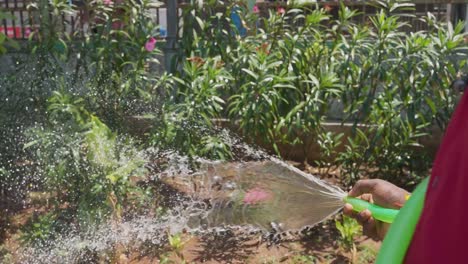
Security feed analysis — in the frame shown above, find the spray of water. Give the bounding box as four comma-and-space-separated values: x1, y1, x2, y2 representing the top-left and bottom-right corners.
1, 57, 347, 262
160, 156, 346, 232
9, 138, 348, 262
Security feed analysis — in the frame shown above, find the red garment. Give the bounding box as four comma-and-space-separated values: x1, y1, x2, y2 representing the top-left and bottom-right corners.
405, 91, 468, 263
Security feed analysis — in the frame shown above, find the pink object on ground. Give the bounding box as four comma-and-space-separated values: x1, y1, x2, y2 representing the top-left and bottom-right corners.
243, 187, 272, 205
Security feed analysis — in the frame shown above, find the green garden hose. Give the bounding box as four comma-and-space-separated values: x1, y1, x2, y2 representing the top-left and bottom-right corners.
343, 196, 399, 223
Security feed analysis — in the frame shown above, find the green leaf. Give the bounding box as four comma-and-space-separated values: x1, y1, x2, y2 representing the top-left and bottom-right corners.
106, 174, 119, 184
7, 38, 20, 50
0, 11, 15, 20
195, 16, 205, 30
424, 97, 436, 114
23, 140, 40, 150
241, 68, 259, 80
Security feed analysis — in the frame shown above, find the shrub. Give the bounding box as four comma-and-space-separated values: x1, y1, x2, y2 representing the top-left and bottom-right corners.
177, 0, 467, 185
150, 57, 234, 160
24, 91, 149, 231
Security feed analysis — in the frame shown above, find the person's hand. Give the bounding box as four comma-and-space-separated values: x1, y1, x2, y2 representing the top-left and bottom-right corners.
343, 179, 409, 241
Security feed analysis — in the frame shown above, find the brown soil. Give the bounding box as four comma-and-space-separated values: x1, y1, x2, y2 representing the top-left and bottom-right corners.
119, 228, 379, 264
2, 208, 380, 264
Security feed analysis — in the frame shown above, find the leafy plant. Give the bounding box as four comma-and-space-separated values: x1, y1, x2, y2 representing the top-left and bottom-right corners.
20, 212, 61, 246
74, 0, 163, 127
27, 0, 74, 59
227, 36, 297, 153
0, 244, 13, 264
195, 0, 466, 186
0, 10, 19, 54
177, 0, 241, 63
335, 215, 361, 250
357, 244, 378, 264
329, 1, 467, 185
157, 232, 188, 264
168, 232, 186, 257
25, 91, 148, 230
151, 57, 234, 160
291, 254, 316, 264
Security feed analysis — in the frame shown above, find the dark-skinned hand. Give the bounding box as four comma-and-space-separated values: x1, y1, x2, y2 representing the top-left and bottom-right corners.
343, 179, 409, 241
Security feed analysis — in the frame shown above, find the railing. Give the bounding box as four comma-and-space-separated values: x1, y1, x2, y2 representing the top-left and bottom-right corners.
258, 1, 455, 33
343, 3, 450, 32
0, 0, 464, 40
0, 0, 172, 39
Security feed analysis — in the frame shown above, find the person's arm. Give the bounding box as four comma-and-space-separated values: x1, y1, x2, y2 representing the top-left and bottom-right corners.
343, 179, 409, 240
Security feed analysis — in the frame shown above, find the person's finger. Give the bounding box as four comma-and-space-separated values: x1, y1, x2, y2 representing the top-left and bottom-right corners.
375, 220, 391, 240
344, 204, 372, 225
343, 203, 353, 215
362, 217, 378, 240
355, 209, 372, 225
349, 180, 377, 197
343, 205, 363, 224
358, 193, 374, 203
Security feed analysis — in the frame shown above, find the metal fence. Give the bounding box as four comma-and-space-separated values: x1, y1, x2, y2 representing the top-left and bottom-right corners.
0, 0, 172, 39
341, 3, 450, 32
258, 1, 463, 33
0, 0, 465, 40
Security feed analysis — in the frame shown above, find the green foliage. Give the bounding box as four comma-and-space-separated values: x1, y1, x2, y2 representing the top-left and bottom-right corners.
291, 254, 316, 264
157, 232, 188, 263
357, 244, 378, 263
6, 0, 459, 199
1, 0, 77, 131
0, 0, 163, 209
0, 167, 9, 181
221, 5, 343, 155
227, 37, 297, 152
25, 91, 148, 229
332, 1, 466, 184
176, 0, 466, 185
178, 0, 240, 61
335, 215, 361, 249
168, 232, 185, 255
11, 0, 165, 129
77, 0, 163, 125
27, 0, 74, 58
20, 212, 61, 246
0, 244, 13, 264
150, 57, 234, 160
0, 10, 19, 54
